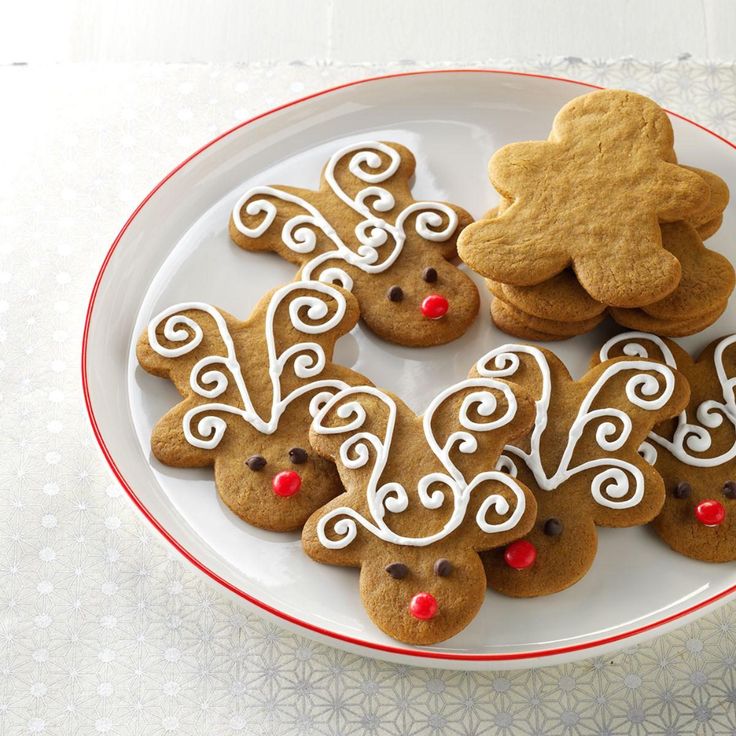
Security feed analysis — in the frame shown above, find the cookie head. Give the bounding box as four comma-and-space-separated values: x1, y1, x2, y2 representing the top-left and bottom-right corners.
230, 140, 478, 347
482, 488, 599, 598
552, 89, 675, 157
350, 252, 479, 347
302, 380, 537, 645
207, 399, 343, 530
652, 472, 736, 562
359, 544, 487, 644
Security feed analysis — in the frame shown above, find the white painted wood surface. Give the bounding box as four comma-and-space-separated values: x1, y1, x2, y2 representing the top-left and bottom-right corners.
3, 0, 736, 64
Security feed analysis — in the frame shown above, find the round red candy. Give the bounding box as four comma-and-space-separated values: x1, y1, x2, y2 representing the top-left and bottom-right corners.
272, 470, 302, 497
695, 499, 726, 526
409, 592, 438, 620
421, 294, 449, 320
504, 539, 537, 570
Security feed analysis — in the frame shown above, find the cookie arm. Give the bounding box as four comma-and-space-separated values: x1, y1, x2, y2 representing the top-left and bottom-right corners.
149, 399, 217, 468
229, 185, 342, 264
457, 208, 572, 285
656, 164, 710, 222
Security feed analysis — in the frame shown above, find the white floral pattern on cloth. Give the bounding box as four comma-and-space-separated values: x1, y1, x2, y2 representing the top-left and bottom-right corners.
2, 60, 736, 734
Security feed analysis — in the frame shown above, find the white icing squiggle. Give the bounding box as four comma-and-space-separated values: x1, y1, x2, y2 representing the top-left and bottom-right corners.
477, 344, 676, 509
231, 141, 458, 287
147, 281, 351, 449
600, 331, 736, 468
313, 379, 527, 549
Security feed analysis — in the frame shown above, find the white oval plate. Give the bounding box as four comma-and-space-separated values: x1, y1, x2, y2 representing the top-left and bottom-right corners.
83, 70, 736, 670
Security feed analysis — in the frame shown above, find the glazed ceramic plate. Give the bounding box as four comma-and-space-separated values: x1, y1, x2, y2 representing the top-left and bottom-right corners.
83, 70, 736, 669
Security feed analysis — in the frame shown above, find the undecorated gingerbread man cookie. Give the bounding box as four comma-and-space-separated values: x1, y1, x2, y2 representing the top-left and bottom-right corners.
302, 378, 537, 644
471, 343, 689, 596
458, 90, 709, 307
230, 141, 478, 347
137, 280, 367, 532
598, 332, 736, 562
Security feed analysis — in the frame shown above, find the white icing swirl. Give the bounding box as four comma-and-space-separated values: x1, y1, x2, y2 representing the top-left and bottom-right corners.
476, 344, 677, 509
600, 331, 736, 468
313, 379, 527, 549
147, 281, 351, 449
231, 141, 459, 287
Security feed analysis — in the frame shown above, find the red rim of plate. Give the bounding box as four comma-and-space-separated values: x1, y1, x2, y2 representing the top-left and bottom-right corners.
81, 68, 736, 663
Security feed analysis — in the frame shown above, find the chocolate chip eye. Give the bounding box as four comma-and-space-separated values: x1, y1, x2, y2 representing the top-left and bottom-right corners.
245, 455, 266, 471
673, 481, 692, 499
724, 481, 736, 499
433, 558, 452, 577
385, 562, 408, 579
543, 518, 563, 536
387, 285, 403, 302
288, 447, 308, 465
422, 267, 438, 283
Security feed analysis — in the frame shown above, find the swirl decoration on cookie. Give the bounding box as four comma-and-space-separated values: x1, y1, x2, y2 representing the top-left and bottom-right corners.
600, 332, 736, 467
313, 379, 528, 548
147, 281, 350, 449
231, 141, 459, 289
477, 344, 676, 509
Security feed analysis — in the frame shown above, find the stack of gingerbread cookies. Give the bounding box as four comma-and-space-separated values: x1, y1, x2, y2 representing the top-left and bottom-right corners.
459, 90, 734, 340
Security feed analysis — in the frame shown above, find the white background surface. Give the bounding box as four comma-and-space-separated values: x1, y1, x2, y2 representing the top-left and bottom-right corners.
3, 1, 736, 733
3, 0, 736, 64
1, 57, 736, 734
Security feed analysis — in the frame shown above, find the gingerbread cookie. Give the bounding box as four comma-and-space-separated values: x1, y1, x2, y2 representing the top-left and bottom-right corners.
487, 272, 607, 323
598, 332, 736, 562
610, 300, 728, 338
471, 343, 689, 596
230, 141, 478, 347
302, 378, 537, 644
137, 280, 368, 532
685, 166, 729, 233
697, 215, 723, 241
458, 90, 709, 307
639, 222, 734, 320
489, 295, 605, 342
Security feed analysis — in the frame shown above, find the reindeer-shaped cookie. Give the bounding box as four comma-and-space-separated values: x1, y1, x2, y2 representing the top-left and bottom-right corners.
471, 343, 689, 596
486, 221, 734, 339
302, 379, 537, 645
599, 332, 736, 562
230, 141, 478, 347
458, 90, 709, 307
136, 280, 368, 532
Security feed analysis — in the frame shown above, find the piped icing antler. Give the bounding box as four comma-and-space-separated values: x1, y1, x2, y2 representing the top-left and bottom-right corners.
232, 142, 460, 289
311, 379, 530, 549
145, 281, 355, 446
477, 344, 678, 509
600, 332, 736, 467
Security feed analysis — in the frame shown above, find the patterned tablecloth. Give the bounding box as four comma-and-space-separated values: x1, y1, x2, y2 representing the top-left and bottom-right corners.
3, 59, 736, 735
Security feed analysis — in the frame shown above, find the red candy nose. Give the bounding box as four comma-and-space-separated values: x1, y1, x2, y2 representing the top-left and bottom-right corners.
421, 294, 449, 320
504, 539, 537, 569
695, 499, 726, 526
272, 470, 301, 497
409, 592, 438, 620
